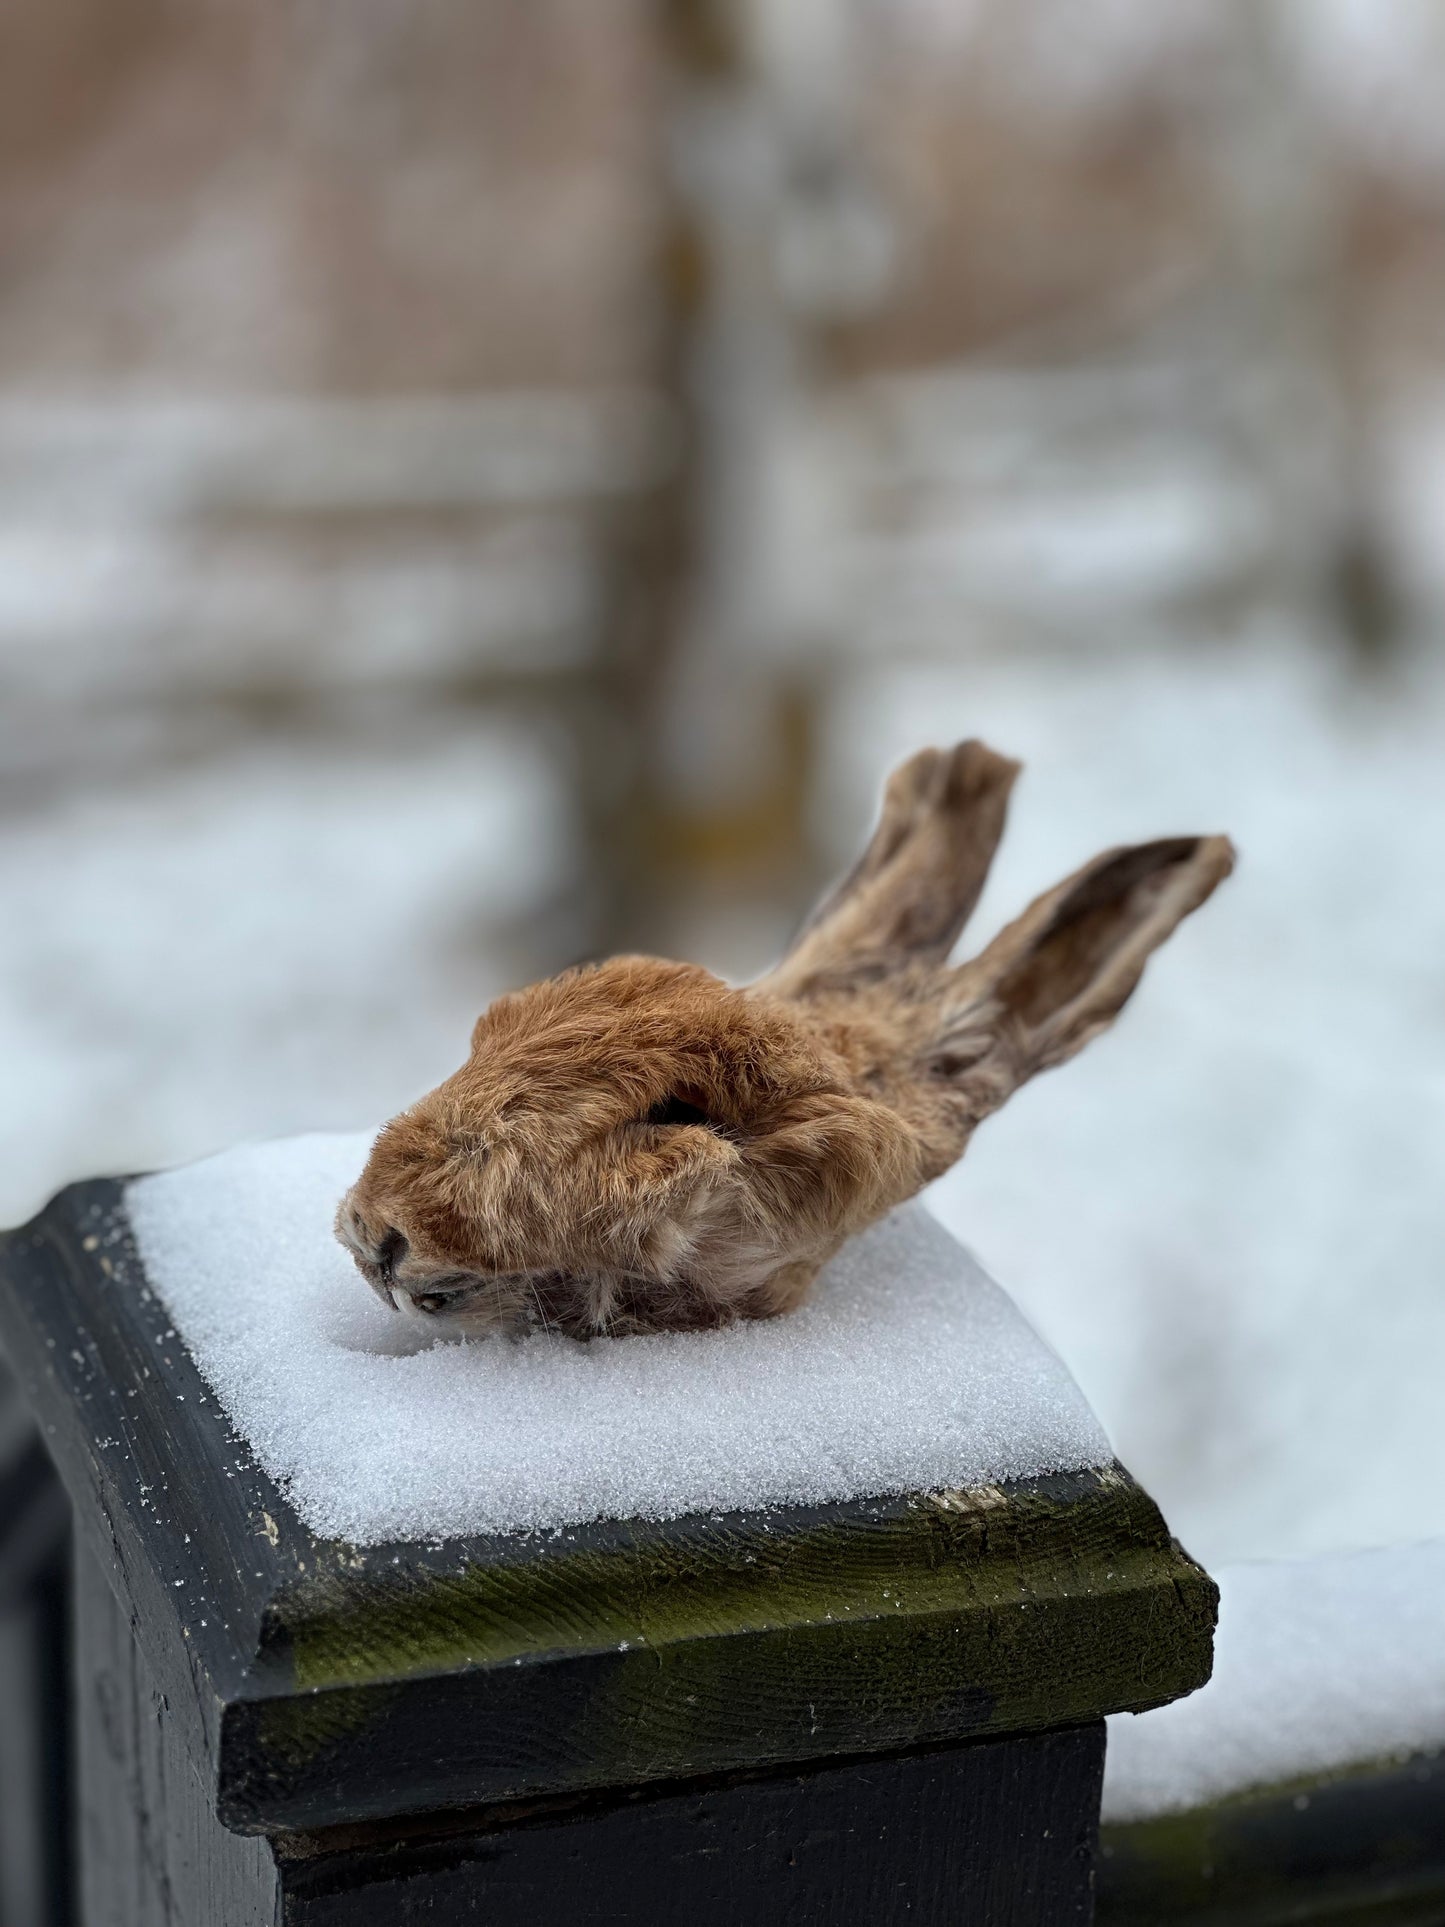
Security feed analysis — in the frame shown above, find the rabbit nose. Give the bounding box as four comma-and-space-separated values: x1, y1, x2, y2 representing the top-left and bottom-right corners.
375, 1227, 408, 1278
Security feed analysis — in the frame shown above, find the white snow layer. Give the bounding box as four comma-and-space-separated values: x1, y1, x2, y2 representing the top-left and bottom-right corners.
835, 642, 1445, 1568
1104, 1540, 1445, 1823
123, 1131, 1111, 1546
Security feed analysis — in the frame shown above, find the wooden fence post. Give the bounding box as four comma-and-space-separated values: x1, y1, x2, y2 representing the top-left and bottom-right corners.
0, 1177, 1215, 1925
0, 1357, 72, 1927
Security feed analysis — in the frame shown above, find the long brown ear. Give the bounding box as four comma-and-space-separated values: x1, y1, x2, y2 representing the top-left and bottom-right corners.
934, 834, 1235, 1114
760, 740, 1020, 1000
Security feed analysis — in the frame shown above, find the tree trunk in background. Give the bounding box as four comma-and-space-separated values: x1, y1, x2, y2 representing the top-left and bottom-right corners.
582, 0, 895, 967
1208, 0, 1398, 661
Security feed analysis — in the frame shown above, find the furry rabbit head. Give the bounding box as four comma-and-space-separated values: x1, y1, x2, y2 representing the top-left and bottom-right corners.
336, 955, 922, 1337
338, 742, 1233, 1336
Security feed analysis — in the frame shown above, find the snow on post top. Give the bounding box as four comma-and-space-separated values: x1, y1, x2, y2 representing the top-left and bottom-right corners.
124, 1131, 1110, 1547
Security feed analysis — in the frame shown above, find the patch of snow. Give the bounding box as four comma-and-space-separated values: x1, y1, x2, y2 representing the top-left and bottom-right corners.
820, 632, 1445, 1564
0, 520, 593, 689
1103, 1540, 1445, 1821
1286, 0, 1445, 191
123, 1132, 1111, 1545
0, 732, 565, 1227
828, 637, 1445, 1567
0, 392, 666, 520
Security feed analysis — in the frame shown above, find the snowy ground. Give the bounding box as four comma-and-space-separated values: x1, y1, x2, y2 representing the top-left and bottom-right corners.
0, 724, 567, 1228
823, 636, 1445, 1568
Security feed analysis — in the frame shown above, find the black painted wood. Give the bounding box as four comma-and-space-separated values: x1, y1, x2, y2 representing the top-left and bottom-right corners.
76, 1545, 1105, 1927
1097, 1749, 1445, 1926
76, 1536, 276, 1927
276, 1723, 1106, 1925
76, 1512, 1104, 1927
0, 1174, 1220, 1924
0, 1356, 73, 1927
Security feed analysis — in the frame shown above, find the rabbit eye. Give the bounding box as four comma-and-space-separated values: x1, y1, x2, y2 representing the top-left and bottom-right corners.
641, 1094, 719, 1131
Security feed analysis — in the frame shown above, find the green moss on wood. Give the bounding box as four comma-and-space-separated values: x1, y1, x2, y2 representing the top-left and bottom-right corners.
276, 1468, 1207, 1699
227, 1466, 1215, 1817
1097, 1750, 1445, 1927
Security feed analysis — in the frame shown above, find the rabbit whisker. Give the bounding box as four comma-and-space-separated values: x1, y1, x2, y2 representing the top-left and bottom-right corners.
527, 1277, 557, 1336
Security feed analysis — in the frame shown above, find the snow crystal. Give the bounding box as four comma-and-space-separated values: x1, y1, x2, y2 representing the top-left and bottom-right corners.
123, 1130, 1110, 1546
1103, 1540, 1445, 1822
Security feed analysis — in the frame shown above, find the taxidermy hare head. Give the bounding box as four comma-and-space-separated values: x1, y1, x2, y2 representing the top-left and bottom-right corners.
338, 743, 1232, 1337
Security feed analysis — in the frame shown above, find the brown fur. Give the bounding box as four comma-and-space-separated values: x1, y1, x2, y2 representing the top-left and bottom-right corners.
337, 742, 1234, 1336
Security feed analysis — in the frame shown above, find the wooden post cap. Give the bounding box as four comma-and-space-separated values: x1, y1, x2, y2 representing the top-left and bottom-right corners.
0, 1174, 1216, 1837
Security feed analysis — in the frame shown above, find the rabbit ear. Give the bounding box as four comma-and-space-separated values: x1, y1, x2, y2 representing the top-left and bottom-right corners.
760, 740, 1019, 999
933, 835, 1235, 1115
